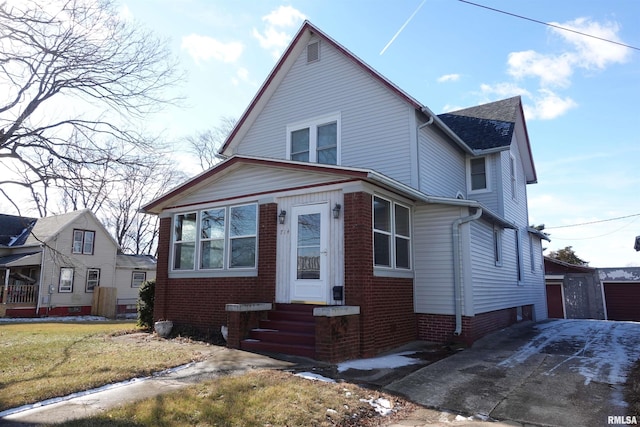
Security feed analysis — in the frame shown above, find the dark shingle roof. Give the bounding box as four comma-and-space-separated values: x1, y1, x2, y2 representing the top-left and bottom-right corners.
0, 214, 37, 246
438, 96, 522, 151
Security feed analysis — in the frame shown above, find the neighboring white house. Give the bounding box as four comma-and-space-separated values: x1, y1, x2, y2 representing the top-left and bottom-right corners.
142, 21, 548, 361
0, 209, 156, 317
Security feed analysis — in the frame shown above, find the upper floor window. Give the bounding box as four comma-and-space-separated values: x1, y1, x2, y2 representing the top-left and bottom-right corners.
468, 157, 489, 192
373, 196, 411, 270
510, 154, 517, 201
287, 113, 340, 165
172, 203, 258, 271
73, 229, 95, 255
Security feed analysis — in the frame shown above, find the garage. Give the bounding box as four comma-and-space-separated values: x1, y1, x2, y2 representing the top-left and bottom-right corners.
603, 282, 640, 321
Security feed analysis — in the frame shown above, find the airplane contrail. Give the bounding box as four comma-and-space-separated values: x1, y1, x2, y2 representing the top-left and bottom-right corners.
380, 0, 427, 55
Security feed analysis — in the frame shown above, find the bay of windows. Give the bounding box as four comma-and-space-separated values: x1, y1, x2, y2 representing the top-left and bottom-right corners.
373, 196, 411, 269
173, 203, 258, 271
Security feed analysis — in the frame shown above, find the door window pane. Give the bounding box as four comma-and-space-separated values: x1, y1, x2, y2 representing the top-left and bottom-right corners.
297, 213, 321, 279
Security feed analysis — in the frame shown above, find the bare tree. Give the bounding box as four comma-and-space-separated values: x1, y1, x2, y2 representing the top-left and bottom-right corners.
0, 0, 182, 213
186, 117, 236, 171
103, 157, 186, 255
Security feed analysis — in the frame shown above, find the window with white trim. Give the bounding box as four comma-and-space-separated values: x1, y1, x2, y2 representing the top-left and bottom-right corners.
172, 203, 258, 272
72, 229, 95, 254
468, 157, 488, 192
86, 268, 100, 292
59, 267, 74, 293
373, 196, 411, 269
132, 271, 146, 288
287, 114, 340, 165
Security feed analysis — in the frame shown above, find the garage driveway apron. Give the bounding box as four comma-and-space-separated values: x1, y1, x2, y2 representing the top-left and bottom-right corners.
384, 319, 640, 427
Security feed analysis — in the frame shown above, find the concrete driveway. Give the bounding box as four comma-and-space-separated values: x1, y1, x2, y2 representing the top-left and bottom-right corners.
385, 319, 640, 426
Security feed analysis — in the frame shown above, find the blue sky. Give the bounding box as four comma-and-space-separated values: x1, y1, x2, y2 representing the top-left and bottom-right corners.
123, 0, 640, 267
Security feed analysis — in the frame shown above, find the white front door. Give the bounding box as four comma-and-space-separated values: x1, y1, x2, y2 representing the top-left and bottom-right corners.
290, 203, 329, 304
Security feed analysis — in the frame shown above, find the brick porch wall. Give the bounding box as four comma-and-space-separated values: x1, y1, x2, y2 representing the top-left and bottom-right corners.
416, 304, 534, 346
154, 204, 277, 336
344, 192, 416, 358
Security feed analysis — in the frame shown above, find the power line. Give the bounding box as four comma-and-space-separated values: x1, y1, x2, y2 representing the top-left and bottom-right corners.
545, 213, 640, 230
458, 0, 640, 52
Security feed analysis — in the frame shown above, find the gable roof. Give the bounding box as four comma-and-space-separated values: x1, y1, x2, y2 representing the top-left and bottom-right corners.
0, 209, 120, 250
219, 20, 475, 157
0, 214, 37, 246
438, 114, 514, 151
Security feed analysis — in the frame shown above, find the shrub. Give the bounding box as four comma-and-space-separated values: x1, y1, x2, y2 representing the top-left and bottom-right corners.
137, 280, 155, 330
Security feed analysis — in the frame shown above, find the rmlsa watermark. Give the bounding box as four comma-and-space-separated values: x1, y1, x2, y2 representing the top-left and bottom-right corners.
608, 415, 638, 425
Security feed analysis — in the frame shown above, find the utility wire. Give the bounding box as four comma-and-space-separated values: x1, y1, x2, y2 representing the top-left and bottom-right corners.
545, 213, 640, 229
458, 0, 640, 52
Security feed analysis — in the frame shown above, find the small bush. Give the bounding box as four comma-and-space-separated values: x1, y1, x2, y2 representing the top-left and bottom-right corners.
137, 279, 155, 330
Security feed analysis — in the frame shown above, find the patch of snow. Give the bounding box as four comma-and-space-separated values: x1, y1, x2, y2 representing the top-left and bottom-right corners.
337, 351, 419, 373
455, 414, 473, 421
0, 362, 194, 418
0, 316, 109, 323
295, 372, 336, 383
360, 397, 393, 416
326, 408, 338, 414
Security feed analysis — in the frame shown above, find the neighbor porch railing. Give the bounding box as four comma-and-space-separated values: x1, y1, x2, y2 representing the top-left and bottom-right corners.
2, 284, 38, 305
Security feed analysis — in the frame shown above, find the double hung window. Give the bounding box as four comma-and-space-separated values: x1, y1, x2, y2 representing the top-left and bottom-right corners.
86, 268, 100, 292
468, 157, 488, 192
73, 230, 95, 254
373, 196, 411, 270
173, 203, 258, 271
132, 271, 147, 288
287, 114, 340, 165
59, 267, 74, 292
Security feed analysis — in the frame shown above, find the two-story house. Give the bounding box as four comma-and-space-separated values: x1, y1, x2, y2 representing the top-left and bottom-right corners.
0, 209, 156, 318
142, 21, 549, 362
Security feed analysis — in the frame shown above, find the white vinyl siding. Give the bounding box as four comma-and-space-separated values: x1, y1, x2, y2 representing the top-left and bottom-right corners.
418, 125, 466, 197
413, 204, 464, 314
470, 221, 547, 320
235, 34, 415, 187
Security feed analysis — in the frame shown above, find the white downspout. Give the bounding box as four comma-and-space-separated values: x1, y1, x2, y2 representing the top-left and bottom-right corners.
452, 207, 482, 336
416, 115, 434, 189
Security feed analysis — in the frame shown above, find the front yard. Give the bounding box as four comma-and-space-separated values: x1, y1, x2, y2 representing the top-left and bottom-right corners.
0, 321, 415, 426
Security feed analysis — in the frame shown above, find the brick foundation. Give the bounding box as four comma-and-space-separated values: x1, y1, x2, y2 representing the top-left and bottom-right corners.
314, 308, 361, 363
417, 304, 534, 346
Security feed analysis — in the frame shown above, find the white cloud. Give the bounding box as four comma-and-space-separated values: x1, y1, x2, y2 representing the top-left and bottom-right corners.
525, 89, 578, 120
181, 34, 243, 64
253, 6, 306, 58
551, 18, 630, 69
437, 74, 460, 83
507, 50, 574, 88
118, 4, 133, 21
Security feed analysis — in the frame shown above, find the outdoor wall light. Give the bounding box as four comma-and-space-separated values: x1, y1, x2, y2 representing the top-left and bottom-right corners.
332, 203, 341, 219
278, 209, 287, 224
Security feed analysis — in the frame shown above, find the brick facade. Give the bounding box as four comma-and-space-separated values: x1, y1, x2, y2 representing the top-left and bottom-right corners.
343, 192, 416, 357
154, 203, 277, 336
417, 304, 533, 346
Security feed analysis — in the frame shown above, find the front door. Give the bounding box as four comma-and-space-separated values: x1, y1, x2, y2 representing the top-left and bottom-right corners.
290, 203, 329, 304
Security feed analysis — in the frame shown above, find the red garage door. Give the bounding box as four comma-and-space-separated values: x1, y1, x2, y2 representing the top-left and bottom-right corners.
546, 284, 564, 319
604, 283, 640, 321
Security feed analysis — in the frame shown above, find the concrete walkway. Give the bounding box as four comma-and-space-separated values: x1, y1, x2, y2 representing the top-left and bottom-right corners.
0, 346, 293, 426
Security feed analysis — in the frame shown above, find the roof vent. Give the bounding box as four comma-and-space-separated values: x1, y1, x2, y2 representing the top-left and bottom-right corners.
307, 41, 319, 63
